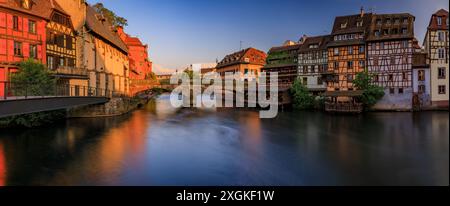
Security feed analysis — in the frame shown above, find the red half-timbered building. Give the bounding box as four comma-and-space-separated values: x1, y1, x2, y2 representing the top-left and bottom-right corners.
0, 0, 47, 97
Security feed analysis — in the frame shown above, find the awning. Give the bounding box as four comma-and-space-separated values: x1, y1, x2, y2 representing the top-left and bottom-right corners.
322, 90, 364, 97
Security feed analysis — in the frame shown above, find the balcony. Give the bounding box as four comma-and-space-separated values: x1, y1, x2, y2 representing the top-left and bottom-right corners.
53, 66, 89, 79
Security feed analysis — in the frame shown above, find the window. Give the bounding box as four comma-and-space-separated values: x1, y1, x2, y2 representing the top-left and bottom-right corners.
347, 61, 353, 69
437, 17, 442, 26
438, 48, 445, 59
438, 31, 445, 41
418, 70, 425, 81
59, 57, 65, 67
374, 75, 379, 82
389, 88, 395, 94
380, 42, 384, 49
334, 48, 339, 55
318, 77, 323, 85
29, 44, 37, 59
383, 29, 389, 35
357, 21, 363, 27
385, 18, 391, 24
359, 45, 364, 54
347, 74, 353, 81
388, 74, 393, 81
402, 17, 408, 24
334, 62, 339, 70
66, 36, 73, 49
392, 28, 398, 34
374, 30, 380, 37
13, 16, 19, 30
340, 22, 347, 29
402, 40, 408, 48
14, 41, 22, 56
348, 46, 353, 54
394, 18, 400, 24
438, 67, 446, 79
398, 88, 404, 94
47, 56, 54, 70
376, 19, 382, 25
391, 56, 396, 65
28, 20, 36, 34
401, 28, 408, 34
418, 85, 426, 93
402, 72, 407, 80
374, 57, 379, 66
438, 85, 446, 94
359, 60, 365, 68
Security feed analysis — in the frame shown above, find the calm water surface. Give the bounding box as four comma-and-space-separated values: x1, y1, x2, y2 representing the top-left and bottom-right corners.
0, 94, 448, 186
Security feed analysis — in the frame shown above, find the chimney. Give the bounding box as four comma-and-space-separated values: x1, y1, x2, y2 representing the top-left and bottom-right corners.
360, 6, 365, 17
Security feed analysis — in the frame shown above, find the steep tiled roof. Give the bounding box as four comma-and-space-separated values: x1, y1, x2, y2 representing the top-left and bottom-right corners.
298, 35, 331, 52
216, 47, 267, 69
0, 0, 49, 19
427, 9, 448, 31
268, 43, 301, 53
366, 13, 415, 41
331, 13, 373, 35
85, 5, 128, 54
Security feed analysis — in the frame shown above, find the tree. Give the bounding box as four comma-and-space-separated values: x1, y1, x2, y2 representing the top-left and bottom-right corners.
290, 78, 315, 110
11, 59, 56, 96
93, 3, 128, 28
353, 70, 385, 108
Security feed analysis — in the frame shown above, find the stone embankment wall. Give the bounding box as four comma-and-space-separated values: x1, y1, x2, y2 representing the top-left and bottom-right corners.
67, 97, 143, 118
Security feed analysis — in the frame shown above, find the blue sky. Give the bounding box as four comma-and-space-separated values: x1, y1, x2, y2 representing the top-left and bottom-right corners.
89, 0, 449, 74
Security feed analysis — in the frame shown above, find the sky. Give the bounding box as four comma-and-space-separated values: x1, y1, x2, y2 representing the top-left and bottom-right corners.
88, 0, 449, 74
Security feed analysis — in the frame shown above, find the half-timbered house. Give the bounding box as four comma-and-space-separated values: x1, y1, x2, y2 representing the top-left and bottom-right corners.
423, 9, 449, 108
366, 13, 415, 110
298, 35, 330, 95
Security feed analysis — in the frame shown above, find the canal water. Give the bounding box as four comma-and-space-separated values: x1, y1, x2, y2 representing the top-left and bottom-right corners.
0, 94, 448, 186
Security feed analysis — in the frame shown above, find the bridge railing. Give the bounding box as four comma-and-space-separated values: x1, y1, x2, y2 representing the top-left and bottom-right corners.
1, 81, 127, 100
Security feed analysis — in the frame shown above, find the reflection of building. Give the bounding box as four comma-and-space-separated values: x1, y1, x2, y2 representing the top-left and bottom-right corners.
263, 40, 301, 86
324, 9, 372, 112
423, 9, 449, 108
216, 47, 266, 80
117, 26, 152, 80
0, 0, 47, 97
412, 40, 431, 107
55, 0, 130, 96
298, 35, 331, 94
367, 13, 415, 110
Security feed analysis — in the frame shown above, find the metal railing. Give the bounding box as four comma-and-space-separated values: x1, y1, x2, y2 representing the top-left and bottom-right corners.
1, 81, 127, 100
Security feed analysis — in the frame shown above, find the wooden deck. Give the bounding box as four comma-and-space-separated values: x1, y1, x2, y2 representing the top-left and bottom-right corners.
325, 102, 364, 113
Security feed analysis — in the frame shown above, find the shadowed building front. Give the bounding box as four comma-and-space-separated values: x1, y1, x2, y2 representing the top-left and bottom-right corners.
216, 47, 266, 81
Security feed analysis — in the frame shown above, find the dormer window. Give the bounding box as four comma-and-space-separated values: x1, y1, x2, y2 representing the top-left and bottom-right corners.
402, 17, 408, 24
394, 18, 400, 24
21, 0, 31, 9
437, 16, 442, 26
401, 28, 408, 34
374, 30, 380, 37
385, 18, 391, 24
341, 22, 347, 29
357, 21, 363, 27
376, 19, 382, 25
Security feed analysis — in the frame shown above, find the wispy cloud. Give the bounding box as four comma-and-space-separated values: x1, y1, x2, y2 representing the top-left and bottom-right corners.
152, 64, 176, 75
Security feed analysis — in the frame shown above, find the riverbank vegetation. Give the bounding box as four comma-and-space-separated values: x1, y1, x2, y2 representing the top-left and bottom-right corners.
290, 79, 324, 110
352, 70, 385, 109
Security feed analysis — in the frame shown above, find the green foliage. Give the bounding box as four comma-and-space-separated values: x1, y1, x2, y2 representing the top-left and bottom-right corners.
11, 59, 56, 96
353, 70, 385, 108
290, 78, 315, 110
93, 3, 128, 28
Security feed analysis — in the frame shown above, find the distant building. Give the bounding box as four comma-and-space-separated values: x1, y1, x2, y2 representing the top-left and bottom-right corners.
0, 0, 48, 97
117, 26, 152, 80
216, 47, 266, 81
423, 9, 449, 108
262, 41, 301, 86
366, 13, 416, 110
298, 35, 331, 95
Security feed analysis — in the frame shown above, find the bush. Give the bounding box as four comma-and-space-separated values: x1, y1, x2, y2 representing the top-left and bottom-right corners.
353, 70, 385, 108
290, 78, 315, 110
11, 59, 56, 96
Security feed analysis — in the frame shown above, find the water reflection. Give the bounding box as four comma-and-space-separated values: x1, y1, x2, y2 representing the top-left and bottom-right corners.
0, 94, 448, 186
